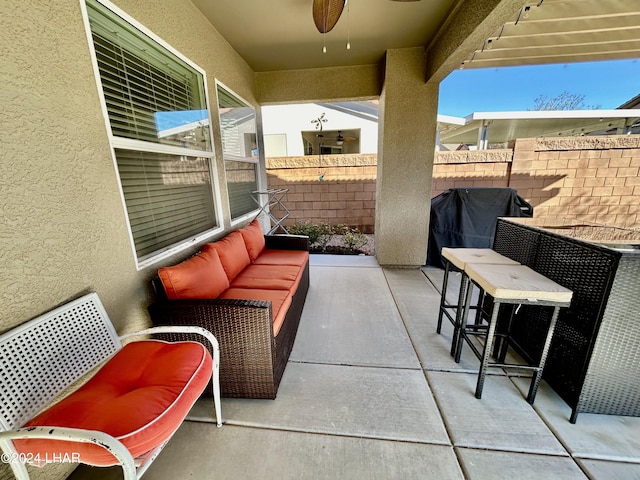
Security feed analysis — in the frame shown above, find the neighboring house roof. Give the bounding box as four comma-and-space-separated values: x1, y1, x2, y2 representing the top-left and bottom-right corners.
300, 99, 640, 148
438, 110, 640, 146
317, 101, 379, 123
618, 93, 640, 109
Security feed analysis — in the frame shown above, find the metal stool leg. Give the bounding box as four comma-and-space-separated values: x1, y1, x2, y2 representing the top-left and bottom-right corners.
451, 272, 470, 358
526, 306, 561, 404
437, 261, 473, 358
436, 261, 451, 334
473, 287, 485, 326
475, 300, 501, 399
455, 279, 475, 363
496, 304, 517, 363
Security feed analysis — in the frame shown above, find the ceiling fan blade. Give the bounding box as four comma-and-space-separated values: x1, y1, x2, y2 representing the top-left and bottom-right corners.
313, 0, 345, 34
334, 131, 357, 143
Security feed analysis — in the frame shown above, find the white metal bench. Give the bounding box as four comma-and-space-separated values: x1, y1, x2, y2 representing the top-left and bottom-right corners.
0, 292, 222, 480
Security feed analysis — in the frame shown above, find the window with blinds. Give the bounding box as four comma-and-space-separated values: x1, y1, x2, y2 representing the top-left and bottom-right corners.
216, 83, 259, 220
225, 160, 258, 219
86, 0, 218, 266
115, 150, 217, 258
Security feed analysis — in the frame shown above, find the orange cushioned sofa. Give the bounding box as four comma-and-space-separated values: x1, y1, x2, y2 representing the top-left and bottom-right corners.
148, 219, 309, 399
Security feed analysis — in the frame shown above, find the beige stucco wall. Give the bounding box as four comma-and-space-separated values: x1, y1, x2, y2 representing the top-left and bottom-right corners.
0, 0, 257, 318
0, 0, 256, 330
1, 2, 256, 475
255, 64, 382, 105
376, 48, 439, 267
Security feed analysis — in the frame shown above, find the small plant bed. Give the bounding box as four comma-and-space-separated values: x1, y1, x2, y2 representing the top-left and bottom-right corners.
288, 222, 374, 255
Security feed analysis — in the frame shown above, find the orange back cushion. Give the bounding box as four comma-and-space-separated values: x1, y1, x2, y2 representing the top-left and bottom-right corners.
158, 248, 229, 300
239, 219, 265, 262
202, 231, 251, 282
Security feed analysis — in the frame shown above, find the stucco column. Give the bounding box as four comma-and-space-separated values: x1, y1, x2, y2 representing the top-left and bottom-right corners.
375, 47, 438, 267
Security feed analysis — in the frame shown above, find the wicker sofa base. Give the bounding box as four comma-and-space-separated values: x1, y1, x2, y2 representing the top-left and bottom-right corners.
148, 235, 309, 399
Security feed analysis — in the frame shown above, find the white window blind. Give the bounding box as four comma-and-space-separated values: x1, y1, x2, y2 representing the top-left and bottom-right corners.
216, 83, 259, 220
86, 0, 218, 264
115, 150, 217, 258
225, 160, 258, 219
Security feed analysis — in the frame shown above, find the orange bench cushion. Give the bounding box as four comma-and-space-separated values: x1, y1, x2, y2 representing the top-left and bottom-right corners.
238, 219, 265, 262
158, 248, 229, 300
219, 288, 292, 336
202, 231, 251, 282
230, 264, 302, 292
17, 340, 212, 466
253, 249, 309, 267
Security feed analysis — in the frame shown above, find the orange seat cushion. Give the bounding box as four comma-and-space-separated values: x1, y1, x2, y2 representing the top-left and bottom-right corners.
230, 264, 301, 292
17, 340, 212, 466
202, 231, 251, 282
219, 288, 292, 336
239, 219, 265, 262
253, 249, 309, 267
158, 248, 229, 300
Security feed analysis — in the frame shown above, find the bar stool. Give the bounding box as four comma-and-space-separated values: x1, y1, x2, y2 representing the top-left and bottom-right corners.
437, 248, 519, 357
458, 263, 572, 404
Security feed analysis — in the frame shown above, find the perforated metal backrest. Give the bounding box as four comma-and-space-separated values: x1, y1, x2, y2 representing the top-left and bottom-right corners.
0, 293, 121, 430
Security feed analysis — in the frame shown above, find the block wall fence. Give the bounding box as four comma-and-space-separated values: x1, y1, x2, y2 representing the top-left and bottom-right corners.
265, 135, 640, 233
266, 155, 378, 233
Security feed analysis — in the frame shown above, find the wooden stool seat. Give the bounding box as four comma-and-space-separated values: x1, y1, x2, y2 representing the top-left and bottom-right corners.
436, 248, 519, 357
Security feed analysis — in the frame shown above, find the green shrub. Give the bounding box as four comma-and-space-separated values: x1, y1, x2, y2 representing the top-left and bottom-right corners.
331, 224, 350, 236
314, 222, 334, 251
288, 221, 329, 245
289, 221, 368, 254
342, 227, 368, 253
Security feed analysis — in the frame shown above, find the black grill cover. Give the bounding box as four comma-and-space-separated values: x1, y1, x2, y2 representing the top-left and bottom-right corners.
426, 188, 533, 268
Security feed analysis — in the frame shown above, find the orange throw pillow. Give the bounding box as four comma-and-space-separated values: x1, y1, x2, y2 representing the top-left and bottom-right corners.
239, 219, 265, 262
158, 248, 229, 299
202, 231, 251, 282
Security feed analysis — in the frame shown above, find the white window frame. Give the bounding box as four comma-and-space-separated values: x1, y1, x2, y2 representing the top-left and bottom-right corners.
215, 80, 262, 227
81, 0, 224, 270
228, 158, 261, 228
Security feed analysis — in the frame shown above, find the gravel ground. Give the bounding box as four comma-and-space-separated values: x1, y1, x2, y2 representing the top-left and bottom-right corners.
321, 234, 375, 256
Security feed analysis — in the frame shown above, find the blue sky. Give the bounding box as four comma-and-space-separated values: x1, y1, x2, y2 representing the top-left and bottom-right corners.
438, 59, 640, 117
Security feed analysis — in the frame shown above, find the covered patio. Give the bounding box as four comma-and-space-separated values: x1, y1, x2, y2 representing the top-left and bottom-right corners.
71, 255, 640, 479
3, 0, 640, 325
3, 0, 640, 479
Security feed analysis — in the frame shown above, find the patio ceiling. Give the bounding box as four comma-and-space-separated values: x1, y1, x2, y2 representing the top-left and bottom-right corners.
191, 0, 640, 78
190, 0, 458, 72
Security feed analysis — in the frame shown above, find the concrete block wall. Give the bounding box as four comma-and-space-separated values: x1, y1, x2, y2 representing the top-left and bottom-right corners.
265, 135, 640, 233
427, 137, 640, 229
265, 154, 377, 233
431, 149, 513, 198
513, 136, 640, 228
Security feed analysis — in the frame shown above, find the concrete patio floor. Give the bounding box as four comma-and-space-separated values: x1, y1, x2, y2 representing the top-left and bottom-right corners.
72, 255, 640, 479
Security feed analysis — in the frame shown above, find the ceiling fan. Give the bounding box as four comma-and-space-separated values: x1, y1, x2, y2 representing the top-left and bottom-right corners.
312, 0, 344, 34
312, 0, 420, 34
335, 131, 356, 145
